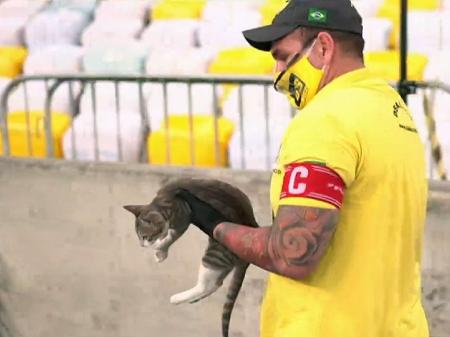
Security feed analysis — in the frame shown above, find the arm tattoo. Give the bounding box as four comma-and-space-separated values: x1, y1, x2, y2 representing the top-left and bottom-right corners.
213, 205, 339, 279
269, 206, 339, 271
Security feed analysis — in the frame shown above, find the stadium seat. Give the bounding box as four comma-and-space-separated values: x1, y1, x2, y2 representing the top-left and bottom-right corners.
209, 47, 274, 75
147, 114, 235, 167
0, 110, 71, 158
46, 0, 97, 15
0, 46, 27, 77
23, 45, 84, 74
94, 0, 150, 21
83, 41, 147, 75
7, 81, 79, 116
351, 0, 384, 18
140, 19, 199, 49
145, 82, 217, 132
151, 0, 206, 20
424, 51, 450, 81
0, 17, 29, 46
81, 19, 145, 47
79, 82, 146, 115
223, 85, 292, 170
406, 11, 450, 55
260, 0, 286, 25
202, 0, 260, 25
377, 0, 440, 49
0, 0, 48, 18
25, 8, 92, 52
364, 51, 428, 81
63, 105, 144, 162
362, 17, 392, 52
197, 8, 261, 49
145, 47, 214, 75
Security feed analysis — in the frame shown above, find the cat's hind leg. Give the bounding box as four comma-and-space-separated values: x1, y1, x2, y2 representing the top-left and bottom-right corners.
170, 263, 227, 304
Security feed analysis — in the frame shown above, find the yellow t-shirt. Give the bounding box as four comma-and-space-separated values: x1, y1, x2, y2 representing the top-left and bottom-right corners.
263, 68, 429, 337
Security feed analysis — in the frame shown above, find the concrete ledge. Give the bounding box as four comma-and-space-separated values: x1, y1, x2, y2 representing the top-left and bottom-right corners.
0, 157, 449, 337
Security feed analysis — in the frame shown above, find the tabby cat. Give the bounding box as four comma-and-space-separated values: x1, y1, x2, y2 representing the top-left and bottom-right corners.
123, 177, 258, 337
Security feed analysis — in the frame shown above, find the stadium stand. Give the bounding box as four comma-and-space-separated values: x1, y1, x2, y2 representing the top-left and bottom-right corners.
0, 0, 449, 177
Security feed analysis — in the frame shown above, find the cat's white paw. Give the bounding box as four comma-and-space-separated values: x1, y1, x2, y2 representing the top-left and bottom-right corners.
154, 250, 168, 263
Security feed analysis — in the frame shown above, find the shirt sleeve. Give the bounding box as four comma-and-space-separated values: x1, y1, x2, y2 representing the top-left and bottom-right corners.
277, 109, 361, 209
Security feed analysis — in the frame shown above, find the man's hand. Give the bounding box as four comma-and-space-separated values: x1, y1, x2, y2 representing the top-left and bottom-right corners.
176, 189, 229, 237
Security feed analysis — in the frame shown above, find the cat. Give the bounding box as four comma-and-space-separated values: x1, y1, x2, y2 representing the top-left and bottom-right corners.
123, 177, 259, 337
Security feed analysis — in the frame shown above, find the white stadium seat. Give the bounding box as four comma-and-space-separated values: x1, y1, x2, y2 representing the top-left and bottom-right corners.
140, 20, 199, 49
145, 82, 216, 131
94, 0, 150, 21
198, 2, 261, 49
363, 17, 392, 52
0, 0, 48, 18
0, 0, 47, 45
81, 19, 145, 47
63, 107, 144, 163
83, 40, 147, 75
7, 81, 80, 115
223, 85, 292, 170
63, 81, 147, 162
351, 0, 384, 18
25, 8, 92, 52
23, 45, 84, 75
47, 0, 97, 15
145, 47, 213, 75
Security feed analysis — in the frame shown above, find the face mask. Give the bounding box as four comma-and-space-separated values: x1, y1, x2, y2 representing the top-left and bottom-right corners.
274, 39, 325, 110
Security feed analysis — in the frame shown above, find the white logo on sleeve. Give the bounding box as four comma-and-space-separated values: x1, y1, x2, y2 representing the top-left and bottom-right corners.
288, 166, 309, 194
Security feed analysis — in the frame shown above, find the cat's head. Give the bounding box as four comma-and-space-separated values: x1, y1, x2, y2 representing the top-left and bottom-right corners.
123, 204, 168, 248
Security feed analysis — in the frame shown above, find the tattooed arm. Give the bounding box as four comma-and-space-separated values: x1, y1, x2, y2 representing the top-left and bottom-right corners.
214, 205, 339, 280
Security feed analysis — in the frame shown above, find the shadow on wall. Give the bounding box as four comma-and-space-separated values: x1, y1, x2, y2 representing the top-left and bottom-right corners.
0, 255, 21, 337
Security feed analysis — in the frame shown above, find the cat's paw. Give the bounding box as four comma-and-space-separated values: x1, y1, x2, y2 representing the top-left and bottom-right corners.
154, 250, 168, 263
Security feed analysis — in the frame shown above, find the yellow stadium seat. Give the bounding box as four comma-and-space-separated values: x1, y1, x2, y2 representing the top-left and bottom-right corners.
0, 111, 71, 158
209, 47, 275, 75
261, 0, 287, 25
364, 51, 428, 81
148, 115, 235, 167
151, 0, 206, 20
0, 46, 27, 78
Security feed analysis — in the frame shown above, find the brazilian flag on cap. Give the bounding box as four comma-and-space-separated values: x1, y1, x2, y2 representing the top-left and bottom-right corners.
308, 8, 328, 23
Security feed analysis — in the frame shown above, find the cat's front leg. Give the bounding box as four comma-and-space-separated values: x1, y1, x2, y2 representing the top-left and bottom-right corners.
152, 229, 179, 263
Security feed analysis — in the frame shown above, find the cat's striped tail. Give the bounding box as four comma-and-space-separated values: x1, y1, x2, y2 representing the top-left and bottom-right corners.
222, 262, 249, 337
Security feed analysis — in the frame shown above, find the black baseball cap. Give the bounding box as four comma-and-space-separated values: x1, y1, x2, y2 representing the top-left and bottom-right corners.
243, 0, 363, 51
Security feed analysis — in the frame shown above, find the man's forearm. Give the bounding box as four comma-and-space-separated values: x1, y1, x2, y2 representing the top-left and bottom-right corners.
213, 222, 314, 279
213, 223, 278, 273
212, 206, 339, 280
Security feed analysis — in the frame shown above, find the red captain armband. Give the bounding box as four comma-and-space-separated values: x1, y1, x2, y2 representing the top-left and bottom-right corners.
280, 163, 346, 209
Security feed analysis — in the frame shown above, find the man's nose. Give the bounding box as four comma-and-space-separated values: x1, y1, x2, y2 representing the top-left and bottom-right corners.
274, 61, 287, 74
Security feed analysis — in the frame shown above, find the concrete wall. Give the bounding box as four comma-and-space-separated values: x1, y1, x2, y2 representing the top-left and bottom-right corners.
0, 158, 448, 337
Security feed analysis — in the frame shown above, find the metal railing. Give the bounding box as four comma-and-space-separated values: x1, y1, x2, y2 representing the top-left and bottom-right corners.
0, 75, 449, 178
405, 80, 450, 180
0, 74, 289, 170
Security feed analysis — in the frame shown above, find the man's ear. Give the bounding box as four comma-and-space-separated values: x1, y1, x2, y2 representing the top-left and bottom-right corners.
316, 31, 335, 64
123, 205, 145, 216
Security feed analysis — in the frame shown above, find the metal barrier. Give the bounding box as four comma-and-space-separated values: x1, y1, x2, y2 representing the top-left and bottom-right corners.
0, 74, 292, 170
407, 80, 450, 181
0, 75, 449, 177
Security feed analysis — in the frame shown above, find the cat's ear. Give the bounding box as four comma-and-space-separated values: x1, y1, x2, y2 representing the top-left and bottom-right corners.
123, 205, 145, 216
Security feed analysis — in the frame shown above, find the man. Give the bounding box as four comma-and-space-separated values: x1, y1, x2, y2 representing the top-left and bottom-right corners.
178, 0, 429, 336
